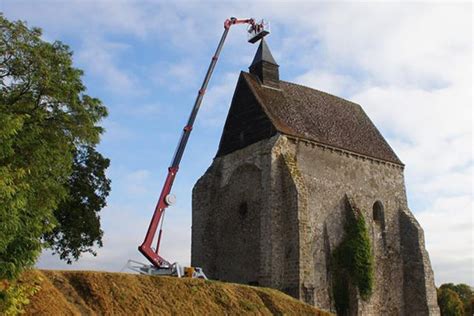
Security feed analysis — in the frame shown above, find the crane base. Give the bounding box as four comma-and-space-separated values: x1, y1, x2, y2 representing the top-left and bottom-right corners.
126, 260, 207, 279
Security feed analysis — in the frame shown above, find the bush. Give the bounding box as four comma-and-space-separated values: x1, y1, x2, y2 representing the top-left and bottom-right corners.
0, 272, 41, 315
438, 283, 473, 316
438, 287, 464, 316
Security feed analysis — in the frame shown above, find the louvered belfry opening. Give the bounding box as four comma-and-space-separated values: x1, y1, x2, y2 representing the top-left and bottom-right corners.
249, 39, 280, 88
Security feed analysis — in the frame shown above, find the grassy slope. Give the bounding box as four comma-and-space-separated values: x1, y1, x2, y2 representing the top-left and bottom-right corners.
23, 270, 332, 315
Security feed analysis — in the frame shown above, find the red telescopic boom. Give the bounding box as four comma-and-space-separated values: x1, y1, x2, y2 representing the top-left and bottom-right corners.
138, 17, 269, 269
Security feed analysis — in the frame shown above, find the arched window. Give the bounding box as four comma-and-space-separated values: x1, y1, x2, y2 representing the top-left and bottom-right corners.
239, 201, 248, 219
373, 200, 385, 229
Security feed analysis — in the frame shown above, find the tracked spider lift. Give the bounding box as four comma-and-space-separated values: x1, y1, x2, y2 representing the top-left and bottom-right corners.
127, 18, 270, 278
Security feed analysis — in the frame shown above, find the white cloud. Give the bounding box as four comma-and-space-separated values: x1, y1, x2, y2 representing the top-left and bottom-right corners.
124, 169, 152, 195
275, 3, 471, 85
151, 60, 199, 91
38, 205, 149, 272
16, 1, 471, 286
76, 38, 142, 94
199, 72, 240, 127
294, 71, 358, 97
299, 3, 473, 285
114, 102, 161, 119
268, 2, 473, 285
415, 167, 473, 197
417, 195, 473, 285
101, 119, 134, 144
3, 2, 180, 96
351, 84, 472, 175
3, 1, 156, 38
37, 163, 193, 271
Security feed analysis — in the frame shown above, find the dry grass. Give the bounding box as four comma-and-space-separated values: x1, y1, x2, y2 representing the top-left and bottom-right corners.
22, 270, 332, 316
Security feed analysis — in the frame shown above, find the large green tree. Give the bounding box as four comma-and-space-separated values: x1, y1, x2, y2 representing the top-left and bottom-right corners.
0, 15, 110, 279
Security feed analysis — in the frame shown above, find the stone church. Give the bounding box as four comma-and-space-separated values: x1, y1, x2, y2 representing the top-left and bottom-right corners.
191, 39, 439, 315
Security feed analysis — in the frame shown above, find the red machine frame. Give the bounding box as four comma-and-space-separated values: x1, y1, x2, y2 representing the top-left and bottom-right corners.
138, 17, 268, 270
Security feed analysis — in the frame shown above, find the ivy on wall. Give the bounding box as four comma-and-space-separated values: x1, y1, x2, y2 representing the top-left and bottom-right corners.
331, 199, 374, 315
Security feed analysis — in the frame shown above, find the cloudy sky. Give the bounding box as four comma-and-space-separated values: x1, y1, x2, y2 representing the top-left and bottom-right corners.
2, 1, 472, 285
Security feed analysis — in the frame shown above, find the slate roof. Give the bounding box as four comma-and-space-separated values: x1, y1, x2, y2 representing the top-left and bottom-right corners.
241, 72, 403, 165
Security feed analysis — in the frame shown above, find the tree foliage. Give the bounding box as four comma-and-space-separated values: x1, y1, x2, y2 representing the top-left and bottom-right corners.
438, 283, 473, 316
0, 14, 110, 280
438, 287, 464, 316
44, 145, 111, 263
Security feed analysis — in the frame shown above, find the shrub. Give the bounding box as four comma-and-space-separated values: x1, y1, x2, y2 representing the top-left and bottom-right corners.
0, 272, 41, 315
437, 287, 464, 316
438, 283, 473, 316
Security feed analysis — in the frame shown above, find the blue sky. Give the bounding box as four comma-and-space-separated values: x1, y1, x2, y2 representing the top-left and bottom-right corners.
2, 1, 472, 285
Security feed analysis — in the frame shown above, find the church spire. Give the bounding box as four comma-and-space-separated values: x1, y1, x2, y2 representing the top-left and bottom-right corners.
249, 39, 279, 88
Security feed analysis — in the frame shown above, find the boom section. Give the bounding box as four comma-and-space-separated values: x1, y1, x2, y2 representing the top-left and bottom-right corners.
138, 17, 264, 269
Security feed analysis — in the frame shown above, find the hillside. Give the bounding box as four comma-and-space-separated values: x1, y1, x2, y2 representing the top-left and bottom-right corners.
22, 270, 332, 315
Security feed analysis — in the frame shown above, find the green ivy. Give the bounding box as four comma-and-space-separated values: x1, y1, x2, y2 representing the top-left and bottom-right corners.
0, 273, 41, 315
331, 203, 374, 315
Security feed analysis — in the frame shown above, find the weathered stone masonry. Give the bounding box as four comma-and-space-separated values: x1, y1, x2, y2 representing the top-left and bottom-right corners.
192, 39, 439, 315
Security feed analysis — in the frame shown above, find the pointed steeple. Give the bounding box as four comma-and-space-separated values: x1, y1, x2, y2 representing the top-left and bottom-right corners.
250, 39, 278, 67
249, 39, 280, 88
